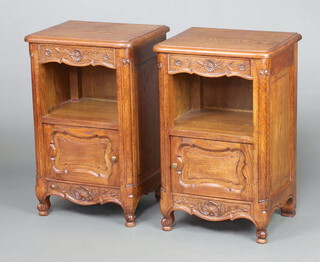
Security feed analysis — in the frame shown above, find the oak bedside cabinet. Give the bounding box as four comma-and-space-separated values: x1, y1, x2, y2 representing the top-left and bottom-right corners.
25, 21, 169, 227
154, 27, 301, 243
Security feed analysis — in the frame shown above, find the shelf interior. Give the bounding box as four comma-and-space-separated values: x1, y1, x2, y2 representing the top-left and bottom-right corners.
170, 74, 253, 141
40, 62, 118, 129
172, 109, 253, 138
42, 98, 118, 129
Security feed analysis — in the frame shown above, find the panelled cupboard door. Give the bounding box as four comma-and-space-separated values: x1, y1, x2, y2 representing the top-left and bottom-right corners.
43, 124, 119, 186
170, 136, 253, 201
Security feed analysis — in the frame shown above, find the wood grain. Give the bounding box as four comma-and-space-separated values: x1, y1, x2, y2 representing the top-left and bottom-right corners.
171, 109, 253, 142
42, 98, 118, 129
202, 76, 253, 112
81, 66, 117, 100
154, 27, 301, 58
25, 20, 169, 48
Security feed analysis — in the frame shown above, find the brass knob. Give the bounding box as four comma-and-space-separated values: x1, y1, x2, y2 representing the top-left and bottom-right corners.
171, 163, 178, 169
111, 156, 117, 162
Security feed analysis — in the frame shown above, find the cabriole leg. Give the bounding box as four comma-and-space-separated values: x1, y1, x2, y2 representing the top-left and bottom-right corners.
36, 182, 51, 216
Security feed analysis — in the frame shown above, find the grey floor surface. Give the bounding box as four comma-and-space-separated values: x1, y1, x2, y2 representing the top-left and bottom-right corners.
1, 155, 319, 262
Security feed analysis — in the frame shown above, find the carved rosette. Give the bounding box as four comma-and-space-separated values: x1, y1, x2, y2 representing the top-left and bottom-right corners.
169, 54, 252, 79
47, 182, 119, 204
120, 58, 131, 65
258, 69, 269, 76
173, 194, 251, 221
39, 44, 115, 68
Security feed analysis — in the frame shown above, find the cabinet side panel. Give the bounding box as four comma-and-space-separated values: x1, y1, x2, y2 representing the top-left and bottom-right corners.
269, 66, 292, 195
137, 56, 160, 181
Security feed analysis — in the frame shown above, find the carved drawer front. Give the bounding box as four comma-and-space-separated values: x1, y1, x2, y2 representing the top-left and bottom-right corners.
170, 136, 253, 201
168, 54, 252, 80
44, 125, 119, 186
38, 44, 115, 68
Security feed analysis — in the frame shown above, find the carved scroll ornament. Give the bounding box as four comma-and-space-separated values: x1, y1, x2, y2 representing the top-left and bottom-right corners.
173, 194, 251, 221
169, 54, 252, 80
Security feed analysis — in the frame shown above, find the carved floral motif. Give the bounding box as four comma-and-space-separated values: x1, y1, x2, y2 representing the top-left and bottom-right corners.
47, 182, 119, 203
173, 194, 250, 220
258, 69, 269, 76
39, 44, 115, 68
199, 59, 223, 72
174, 59, 182, 66
169, 54, 252, 79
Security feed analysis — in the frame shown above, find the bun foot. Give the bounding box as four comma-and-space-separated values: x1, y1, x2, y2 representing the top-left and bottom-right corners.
125, 214, 136, 227
161, 217, 173, 231
256, 230, 268, 244
37, 203, 50, 216
125, 221, 136, 227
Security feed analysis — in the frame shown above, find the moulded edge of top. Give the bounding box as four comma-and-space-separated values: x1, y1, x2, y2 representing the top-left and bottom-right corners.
153, 32, 302, 59
24, 22, 170, 49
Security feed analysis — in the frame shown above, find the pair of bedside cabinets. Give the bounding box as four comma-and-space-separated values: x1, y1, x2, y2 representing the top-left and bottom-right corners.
25, 21, 301, 244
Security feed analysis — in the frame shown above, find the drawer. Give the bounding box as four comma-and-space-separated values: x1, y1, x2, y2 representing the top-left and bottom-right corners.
38, 44, 115, 68
44, 124, 119, 186
170, 136, 253, 201
168, 54, 252, 80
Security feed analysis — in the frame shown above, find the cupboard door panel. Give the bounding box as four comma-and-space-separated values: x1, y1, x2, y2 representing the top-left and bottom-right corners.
170, 136, 253, 201
44, 124, 119, 186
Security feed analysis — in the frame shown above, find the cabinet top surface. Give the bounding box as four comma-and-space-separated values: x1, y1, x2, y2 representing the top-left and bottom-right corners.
154, 27, 301, 58
25, 20, 169, 48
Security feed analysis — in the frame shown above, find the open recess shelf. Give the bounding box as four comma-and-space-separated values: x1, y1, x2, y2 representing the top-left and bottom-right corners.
169, 73, 253, 143
42, 98, 118, 129
40, 62, 117, 129
170, 109, 253, 143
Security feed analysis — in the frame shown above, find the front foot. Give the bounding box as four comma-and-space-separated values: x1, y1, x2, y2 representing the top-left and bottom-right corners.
161, 218, 173, 231
256, 230, 268, 244
161, 212, 175, 231
37, 199, 51, 216
125, 214, 136, 227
